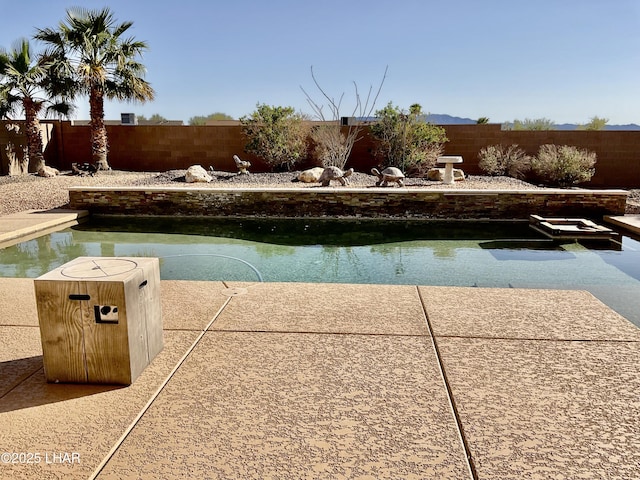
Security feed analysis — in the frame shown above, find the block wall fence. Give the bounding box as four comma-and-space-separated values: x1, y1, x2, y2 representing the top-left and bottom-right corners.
2, 121, 639, 188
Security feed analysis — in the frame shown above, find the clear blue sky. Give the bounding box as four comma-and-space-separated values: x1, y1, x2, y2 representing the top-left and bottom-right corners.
2, 0, 639, 124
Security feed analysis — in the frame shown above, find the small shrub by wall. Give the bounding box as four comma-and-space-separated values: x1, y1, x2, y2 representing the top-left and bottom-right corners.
478, 144, 531, 179
531, 144, 597, 187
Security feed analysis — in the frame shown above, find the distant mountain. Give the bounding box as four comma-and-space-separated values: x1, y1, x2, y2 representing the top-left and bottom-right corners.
554, 123, 581, 130
355, 113, 640, 130
603, 124, 640, 131
428, 114, 640, 130
528, 122, 640, 131
424, 113, 477, 125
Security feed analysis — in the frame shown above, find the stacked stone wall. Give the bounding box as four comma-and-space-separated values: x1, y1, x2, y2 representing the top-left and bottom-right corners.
69, 187, 628, 219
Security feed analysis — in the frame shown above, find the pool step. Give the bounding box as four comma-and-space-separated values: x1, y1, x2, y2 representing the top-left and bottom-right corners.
529, 214, 620, 241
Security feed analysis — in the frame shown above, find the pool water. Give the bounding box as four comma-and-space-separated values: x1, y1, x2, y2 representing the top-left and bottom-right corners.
1, 216, 639, 327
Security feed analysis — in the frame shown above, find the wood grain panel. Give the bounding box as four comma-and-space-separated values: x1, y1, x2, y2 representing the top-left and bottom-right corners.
34, 279, 87, 382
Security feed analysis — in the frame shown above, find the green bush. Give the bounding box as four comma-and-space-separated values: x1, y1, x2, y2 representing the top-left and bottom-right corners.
531, 144, 596, 187
240, 104, 310, 171
478, 144, 531, 179
370, 102, 447, 176
503, 118, 556, 130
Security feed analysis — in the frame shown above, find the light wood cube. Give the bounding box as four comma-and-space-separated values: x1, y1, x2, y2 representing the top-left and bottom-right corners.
34, 257, 163, 385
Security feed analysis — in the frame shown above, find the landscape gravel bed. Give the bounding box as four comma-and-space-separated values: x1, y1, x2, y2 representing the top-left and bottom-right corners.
0, 169, 637, 215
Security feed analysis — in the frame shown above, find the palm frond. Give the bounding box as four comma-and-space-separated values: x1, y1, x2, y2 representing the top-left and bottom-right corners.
112, 21, 134, 39
0, 89, 22, 119
45, 100, 75, 119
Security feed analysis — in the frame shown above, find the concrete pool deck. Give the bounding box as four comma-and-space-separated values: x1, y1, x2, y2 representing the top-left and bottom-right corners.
1, 209, 640, 478
605, 213, 640, 236
1, 279, 640, 479
0, 209, 89, 247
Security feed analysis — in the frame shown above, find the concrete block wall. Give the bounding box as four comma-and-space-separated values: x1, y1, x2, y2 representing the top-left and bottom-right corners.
0, 122, 55, 175
427, 124, 640, 188
2, 120, 638, 188
55, 124, 269, 173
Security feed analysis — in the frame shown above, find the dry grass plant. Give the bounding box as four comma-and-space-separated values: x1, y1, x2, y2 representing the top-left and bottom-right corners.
301, 66, 387, 169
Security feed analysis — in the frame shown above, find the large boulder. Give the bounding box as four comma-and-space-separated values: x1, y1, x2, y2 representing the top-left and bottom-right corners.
38, 165, 60, 178
185, 165, 212, 183
297, 167, 325, 183
427, 167, 465, 182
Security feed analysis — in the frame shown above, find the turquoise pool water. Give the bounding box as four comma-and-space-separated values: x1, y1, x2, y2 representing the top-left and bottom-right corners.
1, 217, 639, 326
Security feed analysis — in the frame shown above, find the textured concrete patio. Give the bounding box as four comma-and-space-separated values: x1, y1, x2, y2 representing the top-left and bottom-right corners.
1, 278, 639, 479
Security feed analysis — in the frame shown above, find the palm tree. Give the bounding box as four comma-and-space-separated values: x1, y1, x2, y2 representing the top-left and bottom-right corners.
0, 38, 72, 173
36, 7, 155, 170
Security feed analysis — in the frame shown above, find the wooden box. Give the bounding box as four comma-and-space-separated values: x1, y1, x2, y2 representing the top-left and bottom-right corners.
34, 257, 163, 385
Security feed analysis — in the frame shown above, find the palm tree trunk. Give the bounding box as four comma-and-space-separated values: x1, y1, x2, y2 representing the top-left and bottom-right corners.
90, 85, 110, 170
23, 98, 46, 172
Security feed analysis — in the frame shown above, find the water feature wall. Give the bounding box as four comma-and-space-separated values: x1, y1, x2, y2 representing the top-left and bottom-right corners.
69, 187, 628, 219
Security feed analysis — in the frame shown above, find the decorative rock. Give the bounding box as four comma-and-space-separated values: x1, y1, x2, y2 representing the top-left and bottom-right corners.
185, 165, 212, 183
233, 155, 251, 174
71, 163, 97, 176
427, 167, 465, 182
318, 166, 354, 186
297, 167, 325, 183
38, 165, 59, 178
371, 167, 405, 187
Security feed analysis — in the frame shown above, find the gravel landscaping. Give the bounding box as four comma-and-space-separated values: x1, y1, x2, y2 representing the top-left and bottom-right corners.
1, 169, 638, 215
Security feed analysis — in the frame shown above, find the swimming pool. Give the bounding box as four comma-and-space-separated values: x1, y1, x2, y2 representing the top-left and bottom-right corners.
1, 216, 639, 326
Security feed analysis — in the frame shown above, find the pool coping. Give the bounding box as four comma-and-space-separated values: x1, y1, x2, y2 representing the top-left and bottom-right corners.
0, 209, 89, 248
605, 214, 640, 236
66, 185, 629, 194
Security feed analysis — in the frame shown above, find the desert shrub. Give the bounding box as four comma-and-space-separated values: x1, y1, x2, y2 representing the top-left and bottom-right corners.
478, 144, 531, 179
370, 102, 447, 176
301, 66, 387, 170
405, 142, 445, 177
240, 104, 310, 171
503, 118, 556, 130
578, 116, 608, 131
531, 144, 596, 187
309, 124, 351, 168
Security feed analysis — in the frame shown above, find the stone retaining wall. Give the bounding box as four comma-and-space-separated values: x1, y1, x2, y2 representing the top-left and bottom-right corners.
68, 187, 628, 219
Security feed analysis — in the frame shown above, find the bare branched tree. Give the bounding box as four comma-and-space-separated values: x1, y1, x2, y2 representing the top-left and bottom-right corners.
301, 66, 387, 169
